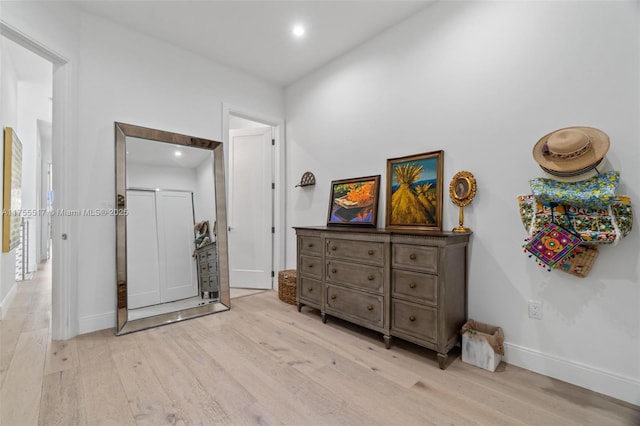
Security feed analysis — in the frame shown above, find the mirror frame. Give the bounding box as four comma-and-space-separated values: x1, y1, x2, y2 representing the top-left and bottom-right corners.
115, 122, 230, 335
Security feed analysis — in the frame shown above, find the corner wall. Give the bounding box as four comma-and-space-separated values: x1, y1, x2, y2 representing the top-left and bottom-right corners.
285, 1, 640, 405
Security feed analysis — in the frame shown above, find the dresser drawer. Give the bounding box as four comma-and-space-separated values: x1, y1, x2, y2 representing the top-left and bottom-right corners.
199, 260, 217, 276
299, 276, 321, 305
300, 254, 322, 279
197, 248, 216, 263
392, 244, 438, 273
392, 299, 437, 343
326, 285, 383, 327
326, 260, 383, 293
300, 235, 322, 256
326, 238, 384, 266
392, 269, 437, 305
200, 275, 218, 292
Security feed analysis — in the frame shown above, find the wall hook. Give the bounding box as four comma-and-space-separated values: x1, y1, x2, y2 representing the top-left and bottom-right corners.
295, 171, 316, 187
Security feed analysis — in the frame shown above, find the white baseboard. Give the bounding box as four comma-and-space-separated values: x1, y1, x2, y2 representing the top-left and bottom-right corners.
78, 311, 115, 335
504, 342, 640, 407
0, 283, 17, 320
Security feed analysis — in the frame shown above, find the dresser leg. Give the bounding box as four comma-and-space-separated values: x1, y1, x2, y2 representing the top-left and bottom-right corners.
437, 352, 448, 369
321, 313, 327, 324
297, 303, 302, 312
383, 335, 391, 349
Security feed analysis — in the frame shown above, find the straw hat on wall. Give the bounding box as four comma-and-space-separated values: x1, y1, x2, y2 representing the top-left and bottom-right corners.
532, 126, 610, 181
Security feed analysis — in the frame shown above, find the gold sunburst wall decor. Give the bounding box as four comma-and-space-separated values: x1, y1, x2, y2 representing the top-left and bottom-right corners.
449, 171, 476, 233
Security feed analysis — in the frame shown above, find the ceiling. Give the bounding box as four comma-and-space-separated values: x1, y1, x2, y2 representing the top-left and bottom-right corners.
74, 1, 433, 86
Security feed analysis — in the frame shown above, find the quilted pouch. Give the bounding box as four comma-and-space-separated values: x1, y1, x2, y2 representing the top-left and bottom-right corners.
529, 171, 620, 210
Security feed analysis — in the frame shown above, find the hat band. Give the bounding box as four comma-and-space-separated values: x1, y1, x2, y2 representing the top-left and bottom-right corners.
543, 137, 591, 160
539, 158, 603, 177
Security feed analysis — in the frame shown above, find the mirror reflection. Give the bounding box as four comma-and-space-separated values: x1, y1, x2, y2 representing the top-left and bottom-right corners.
115, 123, 230, 335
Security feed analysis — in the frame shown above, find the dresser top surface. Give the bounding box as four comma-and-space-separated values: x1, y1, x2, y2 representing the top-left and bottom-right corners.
294, 226, 470, 243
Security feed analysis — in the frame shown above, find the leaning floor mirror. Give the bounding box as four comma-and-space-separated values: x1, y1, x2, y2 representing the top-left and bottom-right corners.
115, 122, 230, 335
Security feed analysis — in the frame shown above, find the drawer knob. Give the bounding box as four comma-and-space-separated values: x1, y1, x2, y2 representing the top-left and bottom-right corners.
409, 254, 417, 260
308, 288, 313, 292
330, 294, 337, 300
308, 243, 314, 248
409, 283, 416, 289
367, 275, 374, 281
308, 264, 314, 268
367, 305, 374, 311
331, 246, 337, 251
409, 315, 416, 322
368, 249, 374, 255
331, 268, 337, 273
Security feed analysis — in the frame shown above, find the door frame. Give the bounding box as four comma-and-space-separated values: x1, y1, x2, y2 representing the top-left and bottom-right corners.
1, 20, 76, 339
222, 104, 285, 289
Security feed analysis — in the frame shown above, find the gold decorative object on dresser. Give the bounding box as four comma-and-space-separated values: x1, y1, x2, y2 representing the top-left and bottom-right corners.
295, 226, 470, 369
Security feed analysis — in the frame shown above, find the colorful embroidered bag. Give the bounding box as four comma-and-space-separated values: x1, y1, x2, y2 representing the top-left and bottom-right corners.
523, 222, 582, 270
517, 195, 633, 244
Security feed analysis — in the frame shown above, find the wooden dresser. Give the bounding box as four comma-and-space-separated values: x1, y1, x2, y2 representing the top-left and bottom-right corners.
196, 242, 219, 299
295, 226, 469, 369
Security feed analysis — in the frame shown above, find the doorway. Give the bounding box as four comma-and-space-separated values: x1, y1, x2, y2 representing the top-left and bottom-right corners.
224, 108, 285, 291
1, 35, 52, 303
1, 22, 73, 339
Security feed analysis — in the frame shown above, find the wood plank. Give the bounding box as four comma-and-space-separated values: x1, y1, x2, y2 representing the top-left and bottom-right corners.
44, 339, 79, 375
108, 333, 189, 426
0, 328, 48, 426
0, 308, 28, 387
133, 326, 232, 425
191, 323, 368, 425
39, 368, 87, 426
76, 329, 137, 426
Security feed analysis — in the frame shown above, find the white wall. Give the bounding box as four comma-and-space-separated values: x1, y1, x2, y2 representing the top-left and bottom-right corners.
285, 1, 640, 405
127, 163, 197, 193
0, 37, 19, 318
2, 3, 284, 335
74, 12, 284, 333
194, 158, 216, 231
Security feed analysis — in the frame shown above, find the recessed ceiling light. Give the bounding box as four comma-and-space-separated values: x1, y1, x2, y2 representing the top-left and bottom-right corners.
292, 25, 305, 38
174, 150, 182, 157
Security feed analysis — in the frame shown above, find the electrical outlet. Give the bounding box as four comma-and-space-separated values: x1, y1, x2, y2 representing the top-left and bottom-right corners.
528, 300, 543, 320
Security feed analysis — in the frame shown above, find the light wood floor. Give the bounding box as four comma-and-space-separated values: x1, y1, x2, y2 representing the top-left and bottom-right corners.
1, 263, 639, 425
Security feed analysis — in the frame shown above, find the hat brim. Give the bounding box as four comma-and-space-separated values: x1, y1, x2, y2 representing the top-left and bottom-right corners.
532, 126, 610, 173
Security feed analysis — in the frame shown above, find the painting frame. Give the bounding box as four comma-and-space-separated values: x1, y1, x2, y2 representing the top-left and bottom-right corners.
385, 150, 443, 231
3, 127, 23, 252
327, 175, 381, 227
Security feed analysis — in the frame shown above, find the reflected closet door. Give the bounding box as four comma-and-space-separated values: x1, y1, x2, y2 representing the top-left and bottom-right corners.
127, 190, 161, 309
156, 190, 198, 302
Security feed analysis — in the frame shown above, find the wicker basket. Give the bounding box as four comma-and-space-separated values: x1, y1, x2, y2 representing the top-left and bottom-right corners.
558, 244, 599, 278
278, 269, 297, 305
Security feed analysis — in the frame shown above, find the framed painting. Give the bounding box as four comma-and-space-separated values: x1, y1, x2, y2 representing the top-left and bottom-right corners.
327, 175, 380, 226
3, 127, 23, 252
386, 150, 443, 231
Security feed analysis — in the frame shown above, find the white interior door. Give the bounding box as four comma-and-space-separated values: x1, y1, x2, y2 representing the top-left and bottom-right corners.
228, 127, 273, 289
127, 190, 161, 309
156, 190, 198, 302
